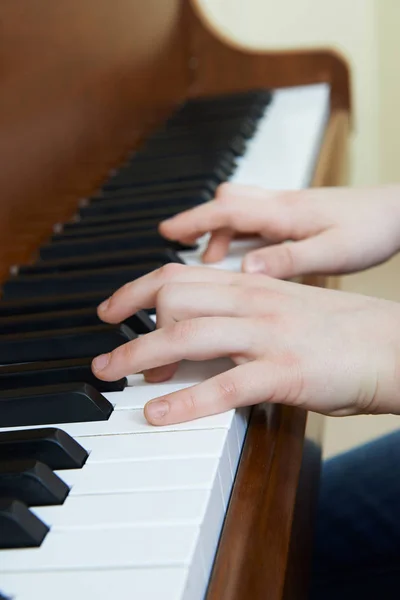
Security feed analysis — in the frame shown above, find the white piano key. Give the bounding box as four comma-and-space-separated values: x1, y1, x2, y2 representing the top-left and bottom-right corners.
58, 457, 219, 495
0, 405, 236, 436
231, 84, 330, 190
1, 568, 187, 600
83, 429, 227, 462
235, 405, 251, 448
199, 478, 226, 583
217, 434, 233, 510
182, 537, 207, 600
0, 524, 199, 572
114, 358, 234, 410
33, 489, 210, 529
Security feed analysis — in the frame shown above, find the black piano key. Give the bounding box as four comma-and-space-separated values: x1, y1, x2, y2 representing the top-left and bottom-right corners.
51, 218, 162, 241
79, 194, 204, 218
97, 177, 217, 198
104, 166, 228, 190
0, 498, 49, 549
0, 323, 136, 364
39, 231, 194, 261
0, 459, 69, 506
0, 291, 117, 318
0, 428, 88, 470
0, 357, 126, 393
2, 262, 162, 299
16, 248, 183, 275
0, 383, 113, 428
151, 117, 256, 142
61, 207, 191, 231
90, 186, 211, 204
0, 307, 155, 336
137, 135, 246, 158
113, 154, 235, 180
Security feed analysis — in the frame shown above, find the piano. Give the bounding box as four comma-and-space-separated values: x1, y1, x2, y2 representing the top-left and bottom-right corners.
0, 1, 351, 599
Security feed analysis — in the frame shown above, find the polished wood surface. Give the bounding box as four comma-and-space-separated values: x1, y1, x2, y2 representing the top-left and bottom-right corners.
0, 0, 188, 281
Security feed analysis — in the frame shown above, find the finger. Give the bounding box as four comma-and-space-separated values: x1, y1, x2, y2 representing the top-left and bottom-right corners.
97, 263, 306, 326
243, 230, 344, 278
92, 316, 260, 382
143, 360, 292, 425
97, 263, 260, 324
142, 282, 284, 382
202, 228, 234, 263
159, 200, 229, 241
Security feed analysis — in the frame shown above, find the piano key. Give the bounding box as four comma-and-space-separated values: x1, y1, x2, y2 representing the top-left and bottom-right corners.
0, 358, 126, 393
0, 428, 88, 470
81, 428, 227, 462
90, 185, 211, 204
39, 230, 194, 261
51, 218, 165, 241
0, 568, 187, 600
58, 456, 218, 495
2, 262, 163, 299
33, 489, 210, 529
0, 383, 113, 428
138, 135, 246, 158
62, 206, 196, 230
114, 153, 235, 177
0, 291, 117, 318
79, 194, 204, 218
0, 459, 69, 506
15, 248, 182, 275
0, 306, 155, 335
106, 358, 233, 410
0, 523, 200, 571
104, 167, 228, 190
0, 323, 136, 363
98, 176, 216, 197
153, 116, 256, 140
2, 405, 236, 437
0, 498, 49, 549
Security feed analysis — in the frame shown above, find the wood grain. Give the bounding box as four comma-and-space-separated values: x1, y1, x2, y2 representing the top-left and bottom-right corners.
0, 0, 189, 281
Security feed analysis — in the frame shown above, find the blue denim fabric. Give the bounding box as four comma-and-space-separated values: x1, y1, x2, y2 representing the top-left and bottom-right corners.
310, 430, 400, 600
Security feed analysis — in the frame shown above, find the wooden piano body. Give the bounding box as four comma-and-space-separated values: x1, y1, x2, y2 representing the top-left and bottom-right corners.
0, 1, 351, 598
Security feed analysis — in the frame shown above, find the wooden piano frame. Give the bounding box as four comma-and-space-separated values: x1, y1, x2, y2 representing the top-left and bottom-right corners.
0, 1, 351, 598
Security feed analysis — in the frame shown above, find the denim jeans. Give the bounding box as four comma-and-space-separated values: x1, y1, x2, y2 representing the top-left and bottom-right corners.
310, 430, 400, 600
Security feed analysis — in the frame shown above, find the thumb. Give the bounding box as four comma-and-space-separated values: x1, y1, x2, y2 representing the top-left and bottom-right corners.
242, 230, 343, 278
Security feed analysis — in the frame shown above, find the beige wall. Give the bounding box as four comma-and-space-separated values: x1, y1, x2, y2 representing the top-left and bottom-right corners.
196, 0, 400, 186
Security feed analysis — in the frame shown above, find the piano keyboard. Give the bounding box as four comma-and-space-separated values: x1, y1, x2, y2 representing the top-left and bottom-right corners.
0, 83, 329, 600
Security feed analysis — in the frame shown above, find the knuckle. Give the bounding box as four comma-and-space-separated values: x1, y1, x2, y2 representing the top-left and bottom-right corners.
157, 262, 186, 282
157, 283, 178, 312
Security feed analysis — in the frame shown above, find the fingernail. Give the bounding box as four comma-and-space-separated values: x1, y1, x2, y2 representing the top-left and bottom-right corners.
92, 353, 110, 372
146, 399, 169, 421
98, 298, 110, 313
244, 257, 265, 274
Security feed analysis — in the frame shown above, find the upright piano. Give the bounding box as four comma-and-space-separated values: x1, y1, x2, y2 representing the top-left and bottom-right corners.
0, 1, 351, 599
